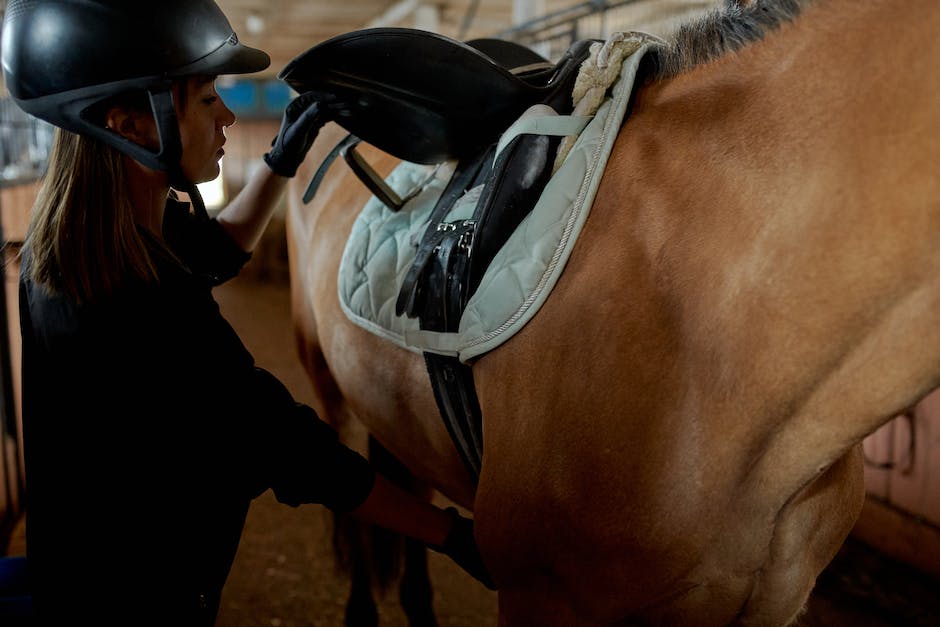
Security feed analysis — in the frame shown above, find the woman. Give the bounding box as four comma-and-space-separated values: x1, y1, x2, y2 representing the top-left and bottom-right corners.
1, 1, 493, 624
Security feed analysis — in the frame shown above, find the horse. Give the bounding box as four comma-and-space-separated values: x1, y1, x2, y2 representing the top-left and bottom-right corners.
284, 0, 940, 624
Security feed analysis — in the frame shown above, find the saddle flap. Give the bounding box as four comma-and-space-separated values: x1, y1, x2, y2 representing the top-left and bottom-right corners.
278, 28, 554, 164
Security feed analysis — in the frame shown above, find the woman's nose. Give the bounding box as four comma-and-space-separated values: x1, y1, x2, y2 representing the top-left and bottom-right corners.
219, 101, 236, 128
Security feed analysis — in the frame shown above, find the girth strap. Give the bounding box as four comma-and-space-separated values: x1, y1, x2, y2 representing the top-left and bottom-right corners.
405, 119, 569, 481
424, 354, 483, 478
413, 209, 484, 480
304, 133, 442, 211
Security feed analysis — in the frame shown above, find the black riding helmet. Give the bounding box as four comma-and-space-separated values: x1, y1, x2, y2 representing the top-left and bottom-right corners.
1, 0, 270, 215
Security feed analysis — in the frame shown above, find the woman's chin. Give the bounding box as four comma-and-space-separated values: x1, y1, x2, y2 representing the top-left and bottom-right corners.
191, 168, 221, 185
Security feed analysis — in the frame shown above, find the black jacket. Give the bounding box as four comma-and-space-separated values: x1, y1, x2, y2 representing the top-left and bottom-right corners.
19, 200, 375, 625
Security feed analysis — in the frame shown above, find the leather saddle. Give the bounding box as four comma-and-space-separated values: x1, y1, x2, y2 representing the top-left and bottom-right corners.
279, 27, 587, 163
282, 28, 595, 479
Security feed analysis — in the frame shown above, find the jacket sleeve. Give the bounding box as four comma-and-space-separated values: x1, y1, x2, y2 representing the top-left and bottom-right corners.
245, 367, 377, 512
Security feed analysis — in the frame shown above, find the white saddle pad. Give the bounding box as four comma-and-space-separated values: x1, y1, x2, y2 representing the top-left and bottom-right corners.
337, 34, 662, 363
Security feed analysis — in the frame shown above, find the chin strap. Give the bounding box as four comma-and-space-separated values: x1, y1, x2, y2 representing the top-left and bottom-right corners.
148, 88, 210, 222
177, 180, 210, 222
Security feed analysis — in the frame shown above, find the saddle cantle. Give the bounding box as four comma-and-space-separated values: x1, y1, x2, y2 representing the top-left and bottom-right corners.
277, 27, 587, 164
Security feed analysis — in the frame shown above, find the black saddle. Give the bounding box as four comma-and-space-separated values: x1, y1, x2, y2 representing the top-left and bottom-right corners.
278, 27, 586, 164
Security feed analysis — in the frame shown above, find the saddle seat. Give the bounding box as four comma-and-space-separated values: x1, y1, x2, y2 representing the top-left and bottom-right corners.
278, 27, 591, 164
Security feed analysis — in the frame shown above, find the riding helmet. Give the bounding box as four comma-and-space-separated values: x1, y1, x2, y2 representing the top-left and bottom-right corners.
1, 0, 270, 176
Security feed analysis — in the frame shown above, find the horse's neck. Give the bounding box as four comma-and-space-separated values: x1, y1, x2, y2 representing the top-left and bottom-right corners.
617, 0, 940, 359
634, 0, 938, 191
602, 0, 940, 496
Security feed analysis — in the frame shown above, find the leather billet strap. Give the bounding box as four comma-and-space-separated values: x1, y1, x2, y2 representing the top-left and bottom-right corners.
395, 146, 493, 318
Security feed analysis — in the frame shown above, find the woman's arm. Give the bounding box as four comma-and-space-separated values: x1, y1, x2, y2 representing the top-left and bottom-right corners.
349, 475, 496, 589
349, 473, 452, 546
214, 165, 287, 253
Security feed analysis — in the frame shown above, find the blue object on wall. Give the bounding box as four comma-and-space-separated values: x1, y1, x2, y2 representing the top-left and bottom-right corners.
218, 81, 259, 115
263, 80, 295, 112
217, 79, 296, 119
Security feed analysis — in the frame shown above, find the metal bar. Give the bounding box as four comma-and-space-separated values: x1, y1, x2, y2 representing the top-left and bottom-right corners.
496, 0, 638, 40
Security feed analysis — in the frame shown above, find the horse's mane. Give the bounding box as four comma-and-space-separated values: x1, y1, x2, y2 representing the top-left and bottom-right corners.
644, 0, 813, 81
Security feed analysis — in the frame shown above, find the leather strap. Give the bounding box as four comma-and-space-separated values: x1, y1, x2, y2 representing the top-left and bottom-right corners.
417, 222, 482, 481
424, 353, 483, 478
407, 112, 572, 483
395, 146, 492, 318
303, 133, 360, 204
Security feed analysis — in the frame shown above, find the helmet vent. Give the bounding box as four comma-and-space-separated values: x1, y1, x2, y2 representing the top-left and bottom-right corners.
228, 33, 239, 46
7, 0, 37, 20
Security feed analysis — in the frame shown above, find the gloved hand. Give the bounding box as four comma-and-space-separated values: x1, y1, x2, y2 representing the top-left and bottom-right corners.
263, 91, 324, 177
430, 507, 497, 590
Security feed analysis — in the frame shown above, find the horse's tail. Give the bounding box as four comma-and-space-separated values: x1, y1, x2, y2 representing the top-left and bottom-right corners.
331, 435, 414, 592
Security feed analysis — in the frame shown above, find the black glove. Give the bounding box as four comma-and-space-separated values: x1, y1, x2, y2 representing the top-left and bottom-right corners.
430, 507, 497, 590
263, 92, 325, 177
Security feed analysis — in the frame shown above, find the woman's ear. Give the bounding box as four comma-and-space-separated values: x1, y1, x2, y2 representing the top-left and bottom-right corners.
105, 106, 158, 149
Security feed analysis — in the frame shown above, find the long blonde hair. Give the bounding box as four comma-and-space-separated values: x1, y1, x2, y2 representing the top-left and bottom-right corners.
24, 125, 159, 304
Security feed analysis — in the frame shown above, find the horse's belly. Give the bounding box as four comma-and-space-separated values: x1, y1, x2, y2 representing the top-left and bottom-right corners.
475, 326, 862, 625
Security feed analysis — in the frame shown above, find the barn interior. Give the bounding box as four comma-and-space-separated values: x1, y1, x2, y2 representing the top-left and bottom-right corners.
1, 1, 938, 625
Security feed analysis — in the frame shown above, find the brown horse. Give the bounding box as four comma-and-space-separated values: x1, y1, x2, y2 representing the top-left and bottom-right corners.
285, 0, 940, 624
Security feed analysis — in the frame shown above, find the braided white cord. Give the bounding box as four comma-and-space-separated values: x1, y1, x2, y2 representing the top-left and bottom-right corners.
554, 31, 664, 172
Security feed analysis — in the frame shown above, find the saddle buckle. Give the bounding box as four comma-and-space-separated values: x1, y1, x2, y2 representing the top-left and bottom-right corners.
458, 220, 476, 254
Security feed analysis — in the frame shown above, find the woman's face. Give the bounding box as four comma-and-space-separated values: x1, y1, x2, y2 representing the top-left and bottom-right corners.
176, 76, 236, 184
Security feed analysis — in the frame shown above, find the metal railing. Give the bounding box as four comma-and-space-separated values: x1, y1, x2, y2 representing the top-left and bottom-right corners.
495, 0, 719, 60
1, 96, 52, 187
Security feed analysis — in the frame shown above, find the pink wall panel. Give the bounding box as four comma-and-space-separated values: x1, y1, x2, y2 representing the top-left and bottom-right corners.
900, 394, 940, 524
863, 420, 894, 499
863, 389, 940, 527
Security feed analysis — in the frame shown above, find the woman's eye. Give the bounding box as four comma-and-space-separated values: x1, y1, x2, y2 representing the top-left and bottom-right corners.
203, 96, 218, 105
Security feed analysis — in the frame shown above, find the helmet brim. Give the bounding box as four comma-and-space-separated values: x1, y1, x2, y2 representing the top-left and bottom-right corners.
172, 37, 271, 78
